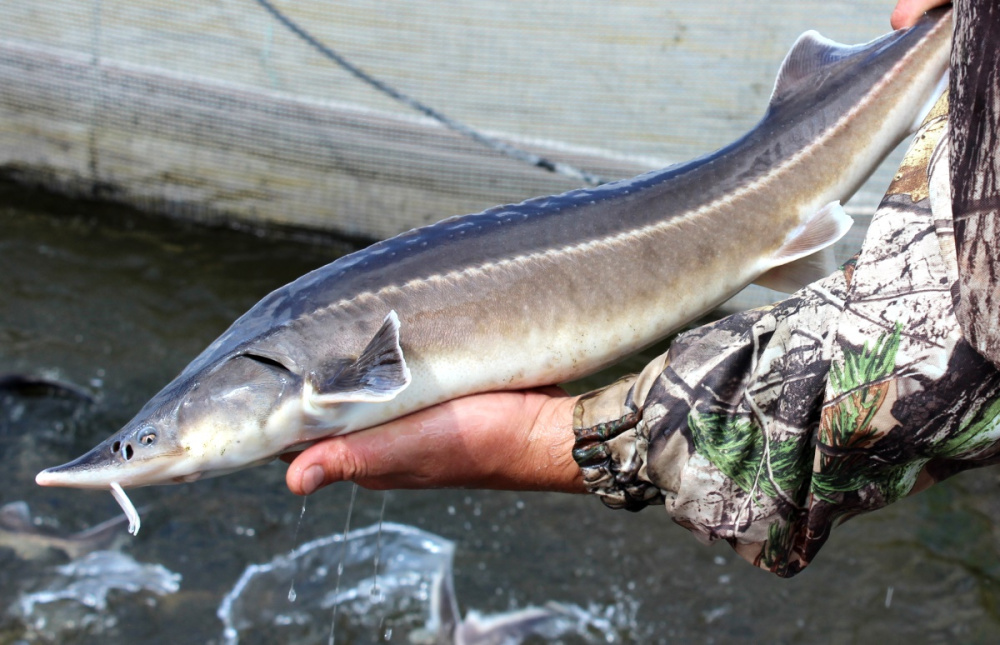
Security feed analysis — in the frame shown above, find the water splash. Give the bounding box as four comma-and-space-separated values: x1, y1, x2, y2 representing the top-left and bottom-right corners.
217, 521, 632, 644
16, 550, 181, 642
218, 522, 450, 645
18, 550, 180, 614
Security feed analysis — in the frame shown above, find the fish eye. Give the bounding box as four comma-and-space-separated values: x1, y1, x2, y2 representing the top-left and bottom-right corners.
138, 426, 157, 446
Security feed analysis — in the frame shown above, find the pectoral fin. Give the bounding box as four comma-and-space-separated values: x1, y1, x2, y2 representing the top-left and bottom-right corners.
753, 201, 852, 293
309, 311, 412, 405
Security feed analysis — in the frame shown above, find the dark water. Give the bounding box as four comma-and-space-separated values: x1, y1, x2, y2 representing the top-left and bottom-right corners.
2, 182, 1000, 643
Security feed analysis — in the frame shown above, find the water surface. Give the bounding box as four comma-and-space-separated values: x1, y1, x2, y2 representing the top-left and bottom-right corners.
2, 182, 999, 643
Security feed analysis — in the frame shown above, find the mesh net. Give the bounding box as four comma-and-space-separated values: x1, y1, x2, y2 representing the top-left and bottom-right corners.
2, 0, 899, 253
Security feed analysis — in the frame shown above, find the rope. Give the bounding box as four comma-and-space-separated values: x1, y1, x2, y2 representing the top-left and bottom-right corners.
252, 0, 606, 186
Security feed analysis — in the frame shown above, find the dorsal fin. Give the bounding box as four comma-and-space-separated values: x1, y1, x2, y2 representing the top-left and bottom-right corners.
767, 22, 921, 109
769, 31, 862, 106
765, 7, 951, 116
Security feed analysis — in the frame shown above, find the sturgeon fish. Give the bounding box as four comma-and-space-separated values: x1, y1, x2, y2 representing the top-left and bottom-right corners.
0, 501, 127, 561
36, 10, 952, 533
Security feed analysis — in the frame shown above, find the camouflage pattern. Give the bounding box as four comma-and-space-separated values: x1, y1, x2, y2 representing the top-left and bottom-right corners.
573, 94, 1000, 577
950, 0, 1000, 367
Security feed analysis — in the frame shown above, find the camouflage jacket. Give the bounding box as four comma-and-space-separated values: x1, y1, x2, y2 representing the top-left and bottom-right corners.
571, 95, 1000, 577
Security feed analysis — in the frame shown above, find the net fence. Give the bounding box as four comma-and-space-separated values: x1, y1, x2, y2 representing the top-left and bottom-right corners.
2, 0, 899, 255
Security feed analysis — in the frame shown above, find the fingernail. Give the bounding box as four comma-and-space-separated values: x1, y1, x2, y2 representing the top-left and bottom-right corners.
301, 464, 325, 495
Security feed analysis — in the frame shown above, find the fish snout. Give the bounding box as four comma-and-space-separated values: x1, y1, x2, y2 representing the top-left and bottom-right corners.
35, 425, 164, 489
35, 448, 111, 489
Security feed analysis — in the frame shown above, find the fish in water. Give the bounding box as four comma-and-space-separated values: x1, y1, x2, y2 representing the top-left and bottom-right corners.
36, 10, 952, 533
0, 373, 95, 402
427, 549, 579, 644
0, 501, 127, 561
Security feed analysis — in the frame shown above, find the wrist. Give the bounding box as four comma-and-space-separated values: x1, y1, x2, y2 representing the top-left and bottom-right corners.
504, 394, 585, 493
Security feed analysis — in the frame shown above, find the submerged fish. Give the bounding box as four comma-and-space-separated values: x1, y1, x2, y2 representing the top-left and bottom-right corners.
0, 373, 95, 402
0, 501, 127, 561
36, 10, 952, 533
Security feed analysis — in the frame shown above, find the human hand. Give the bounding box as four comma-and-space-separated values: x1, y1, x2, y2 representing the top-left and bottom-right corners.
284, 388, 584, 495
891, 0, 951, 29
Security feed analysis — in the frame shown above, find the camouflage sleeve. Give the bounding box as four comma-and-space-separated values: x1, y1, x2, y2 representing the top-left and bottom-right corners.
949, 0, 1000, 365
572, 93, 1000, 577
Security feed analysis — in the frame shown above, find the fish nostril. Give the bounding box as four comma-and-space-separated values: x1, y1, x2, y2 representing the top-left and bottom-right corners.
111, 441, 121, 454
123, 443, 134, 461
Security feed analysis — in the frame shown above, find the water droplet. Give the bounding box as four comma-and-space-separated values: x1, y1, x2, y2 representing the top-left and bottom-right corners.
328, 484, 359, 645
286, 496, 309, 604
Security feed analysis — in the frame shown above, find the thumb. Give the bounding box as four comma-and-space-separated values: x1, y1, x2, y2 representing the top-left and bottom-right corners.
285, 436, 371, 495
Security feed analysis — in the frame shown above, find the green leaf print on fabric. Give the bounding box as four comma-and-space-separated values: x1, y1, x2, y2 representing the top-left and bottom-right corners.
815, 323, 907, 504
942, 395, 1000, 458
758, 518, 795, 574
828, 322, 901, 399
688, 412, 811, 505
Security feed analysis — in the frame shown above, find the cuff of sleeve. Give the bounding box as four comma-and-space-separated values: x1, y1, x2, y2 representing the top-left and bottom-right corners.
571, 353, 669, 511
